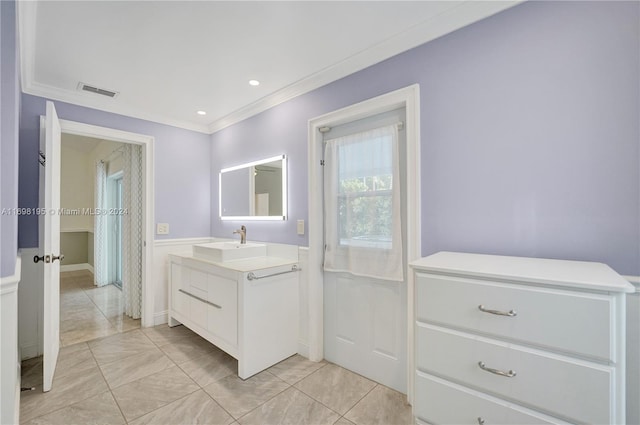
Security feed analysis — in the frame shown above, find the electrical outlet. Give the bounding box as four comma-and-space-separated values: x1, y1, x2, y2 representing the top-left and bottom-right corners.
156, 223, 169, 235
297, 219, 305, 235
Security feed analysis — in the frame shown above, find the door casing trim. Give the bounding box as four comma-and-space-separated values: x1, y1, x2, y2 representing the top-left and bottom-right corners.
307, 84, 421, 401
56, 118, 155, 328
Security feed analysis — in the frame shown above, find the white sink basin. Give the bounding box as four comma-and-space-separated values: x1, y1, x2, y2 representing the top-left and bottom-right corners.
193, 242, 267, 262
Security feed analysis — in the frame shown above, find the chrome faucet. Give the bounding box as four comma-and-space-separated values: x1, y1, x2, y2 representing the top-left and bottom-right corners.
233, 225, 247, 244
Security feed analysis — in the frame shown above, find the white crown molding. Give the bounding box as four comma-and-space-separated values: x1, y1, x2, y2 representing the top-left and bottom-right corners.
19, 1, 521, 135
23, 81, 211, 134
17, 0, 35, 95
207, 1, 522, 134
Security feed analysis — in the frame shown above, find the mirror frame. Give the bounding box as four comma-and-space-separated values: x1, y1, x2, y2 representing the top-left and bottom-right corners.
219, 154, 287, 221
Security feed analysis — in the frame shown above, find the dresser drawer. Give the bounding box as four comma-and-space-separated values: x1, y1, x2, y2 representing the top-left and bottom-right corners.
416, 324, 613, 424
415, 372, 569, 425
415, 273, 613, 361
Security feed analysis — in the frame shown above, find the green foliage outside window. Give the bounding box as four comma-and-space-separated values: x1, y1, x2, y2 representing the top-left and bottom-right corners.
338, 174, 393, 247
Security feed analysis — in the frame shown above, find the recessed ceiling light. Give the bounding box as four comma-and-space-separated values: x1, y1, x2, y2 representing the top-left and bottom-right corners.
197, 110, 207, 116
249, 80, 260, 86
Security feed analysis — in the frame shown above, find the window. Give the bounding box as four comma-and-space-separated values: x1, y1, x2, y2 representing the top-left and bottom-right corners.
323, 111, 405, 282
336, 132, 394, 249
107, 172, 123, 289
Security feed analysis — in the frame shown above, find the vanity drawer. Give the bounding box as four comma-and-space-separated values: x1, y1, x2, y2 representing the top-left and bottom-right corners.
170, 263, 189, 317
415, 273, 613, 361
416, 324, 613, 424
415, 371, 568, 425
207, 274, 237, 346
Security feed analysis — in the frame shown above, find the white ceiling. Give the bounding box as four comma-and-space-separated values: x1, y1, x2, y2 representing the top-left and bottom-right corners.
19, 1, 520, 134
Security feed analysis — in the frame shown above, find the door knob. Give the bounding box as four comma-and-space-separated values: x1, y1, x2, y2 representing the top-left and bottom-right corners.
52, 254, 64, 263
33, 255, 45, 263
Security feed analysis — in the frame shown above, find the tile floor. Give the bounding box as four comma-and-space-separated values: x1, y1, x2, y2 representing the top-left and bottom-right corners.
59, 270, 140, 346
20, 325, 413, 425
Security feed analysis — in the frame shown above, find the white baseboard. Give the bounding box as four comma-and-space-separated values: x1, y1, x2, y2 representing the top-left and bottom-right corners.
153, 310, 168, 326
60, 263, 94, 273
14, 375, 20, 425
298, 341, 310, 359
20, 342, 40, 361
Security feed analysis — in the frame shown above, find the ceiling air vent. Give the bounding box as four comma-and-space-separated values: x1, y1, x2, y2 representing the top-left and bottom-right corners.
77, 82, 118, 98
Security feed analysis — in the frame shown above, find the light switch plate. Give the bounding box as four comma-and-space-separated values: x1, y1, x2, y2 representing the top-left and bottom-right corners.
156, 223, 169, 235
297, 219, 304, 235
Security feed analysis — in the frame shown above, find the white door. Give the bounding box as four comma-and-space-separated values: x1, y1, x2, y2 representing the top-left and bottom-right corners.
322, 109, 408, 393
39, 101, 62, 392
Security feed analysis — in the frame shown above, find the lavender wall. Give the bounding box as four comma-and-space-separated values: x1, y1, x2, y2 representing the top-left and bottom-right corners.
211, 1, 640, 275
19, 94, 211, 248
1, 0, 20, 278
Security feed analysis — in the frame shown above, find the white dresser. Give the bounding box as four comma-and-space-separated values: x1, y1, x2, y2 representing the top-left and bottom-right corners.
410, 252, 634, 425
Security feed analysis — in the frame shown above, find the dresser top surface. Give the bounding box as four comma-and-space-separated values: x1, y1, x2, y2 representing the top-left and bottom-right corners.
410, 251, 634, 293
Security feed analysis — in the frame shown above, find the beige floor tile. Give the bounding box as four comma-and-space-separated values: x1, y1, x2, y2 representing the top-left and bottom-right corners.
22, 391, 125, 425
59, 342, 90, 356
294, 364, 376, 415
129, 390, 234, 425
60, 309, 109, 332
20, 366, 109, 422
99, 347, 174, 389
334, 418, 356, 425
21, 357, 43, 389
344, 385, 412, 425
238, 387, 339, 425
177, 348, 237, 387
109, 315, 141, 332
87, 291, 122, 311
59, 292, 93, 308
203, 371, 290, 419
100, 303, 125, 320
59, 280, 86, 293
158, 335, 218, 364
60, 321, 118, 347
268, 354, 327, 385
111, 365, 199, 421
141, 324, 198, 345
55, 345, 97, 379
88, 329, 155, 365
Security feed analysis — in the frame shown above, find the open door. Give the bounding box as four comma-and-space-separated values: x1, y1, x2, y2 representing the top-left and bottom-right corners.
37, 101, 63, 392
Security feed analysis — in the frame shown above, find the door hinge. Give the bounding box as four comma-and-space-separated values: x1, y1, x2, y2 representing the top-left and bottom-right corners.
39, 151, 46, 167
320, 160, 325, 166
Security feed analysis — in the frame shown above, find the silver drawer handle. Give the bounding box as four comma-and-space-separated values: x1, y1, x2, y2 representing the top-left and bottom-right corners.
478, 304, 517, 317
478, 361, 516, 378
178, 289, 221, 309
477, 418, 485, 425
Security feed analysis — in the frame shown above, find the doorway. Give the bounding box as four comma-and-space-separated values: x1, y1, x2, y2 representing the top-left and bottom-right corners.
57, 118, 155, 330
58, 135, 140, 345
321, 108, 407, 393
307, 85, 421, 398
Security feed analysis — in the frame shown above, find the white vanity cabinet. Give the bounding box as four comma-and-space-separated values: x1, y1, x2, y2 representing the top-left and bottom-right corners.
168, 254, 299, 379
410, 252, 634, 425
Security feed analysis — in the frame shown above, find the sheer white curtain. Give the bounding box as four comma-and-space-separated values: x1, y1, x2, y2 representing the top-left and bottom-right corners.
323, 124, 404, 282
122, 144, 143, 319
94, 161, 109, 287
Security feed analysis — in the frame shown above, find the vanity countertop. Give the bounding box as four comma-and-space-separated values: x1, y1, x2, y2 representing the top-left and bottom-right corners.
169, 252, 297, 272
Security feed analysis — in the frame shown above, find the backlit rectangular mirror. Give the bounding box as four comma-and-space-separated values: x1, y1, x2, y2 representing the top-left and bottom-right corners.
219, 155, 287, 221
